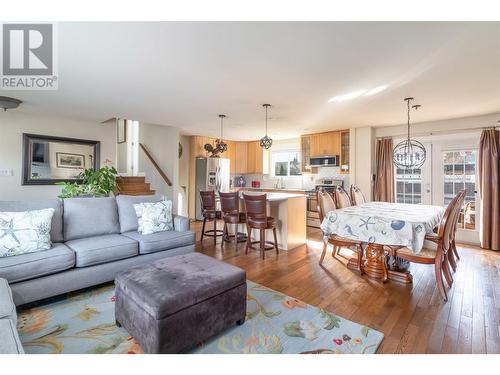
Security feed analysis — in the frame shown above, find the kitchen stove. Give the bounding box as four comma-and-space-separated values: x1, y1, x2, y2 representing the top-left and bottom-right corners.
306, 179, 343, 228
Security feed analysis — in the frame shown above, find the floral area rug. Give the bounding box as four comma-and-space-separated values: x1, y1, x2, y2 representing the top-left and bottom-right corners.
18, 281, 383, 354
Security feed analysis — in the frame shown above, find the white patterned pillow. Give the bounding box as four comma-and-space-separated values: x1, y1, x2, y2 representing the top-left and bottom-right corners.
134, 200, 173, 235
0, 208, 55, 258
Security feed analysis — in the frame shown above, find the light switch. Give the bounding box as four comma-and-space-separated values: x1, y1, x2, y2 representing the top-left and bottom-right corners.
0, 169, 13, 177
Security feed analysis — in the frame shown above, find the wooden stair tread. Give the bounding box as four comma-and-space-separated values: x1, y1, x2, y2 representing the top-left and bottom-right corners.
117, 183, 151, 191
118, 190, 156, 196
116, 176, 155, 196
118, 176, 146, 183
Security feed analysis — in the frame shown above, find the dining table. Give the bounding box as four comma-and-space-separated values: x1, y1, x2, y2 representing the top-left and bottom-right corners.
320, 201, 445, 283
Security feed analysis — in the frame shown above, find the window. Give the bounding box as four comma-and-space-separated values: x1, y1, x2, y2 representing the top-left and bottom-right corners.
395, 167, 422, 204
272, 151, 302, 177
443, 150, 477, 230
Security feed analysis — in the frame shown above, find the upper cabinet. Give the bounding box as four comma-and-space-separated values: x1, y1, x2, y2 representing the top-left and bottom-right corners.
246, 141, 263, 174
192, 136, 215, 157
340, 130, 350, 174
234, 141, 248, 174
225, 140, 236, 174
309, 131, 341, 157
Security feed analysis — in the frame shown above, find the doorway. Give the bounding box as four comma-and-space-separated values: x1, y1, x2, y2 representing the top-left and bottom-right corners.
394, 135, 480, 245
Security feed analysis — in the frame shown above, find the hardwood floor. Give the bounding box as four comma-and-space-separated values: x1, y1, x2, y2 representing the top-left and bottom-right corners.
191, 221, 500, 354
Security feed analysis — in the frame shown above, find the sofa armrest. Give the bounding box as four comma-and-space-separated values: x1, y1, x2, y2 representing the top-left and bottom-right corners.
0, 278, 16, 322
173, 215, 190, 232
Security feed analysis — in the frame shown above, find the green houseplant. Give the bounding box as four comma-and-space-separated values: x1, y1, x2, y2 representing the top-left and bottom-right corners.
56, 166, 121, 198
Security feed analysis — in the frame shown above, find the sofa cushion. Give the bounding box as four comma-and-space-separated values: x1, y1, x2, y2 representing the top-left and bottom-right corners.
116, 194, 163, 233
134, 200, 173, 234
63, 197, 120, 241
122, 230, 195, 254
65, 234, 138, 267
0, 243, 75, 283
0, 278, 16, 322
0, 319, 24, 354
0, 208, 55, 258
0, 199, 63, 243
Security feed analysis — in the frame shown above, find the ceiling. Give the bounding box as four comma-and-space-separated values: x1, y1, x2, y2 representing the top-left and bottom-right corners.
2, 22, 500, 140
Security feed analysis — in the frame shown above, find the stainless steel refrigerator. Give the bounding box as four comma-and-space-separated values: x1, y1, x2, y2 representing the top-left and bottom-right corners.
195, 157, 230, 220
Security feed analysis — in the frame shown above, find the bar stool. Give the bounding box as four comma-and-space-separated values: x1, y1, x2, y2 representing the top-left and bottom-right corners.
219, 192, 247, 250
242, 193, 279, 259
199, 190, 224, 244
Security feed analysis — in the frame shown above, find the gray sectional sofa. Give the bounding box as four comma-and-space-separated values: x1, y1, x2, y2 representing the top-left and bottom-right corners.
0, 194, 195, 306
0, 278, 24, 353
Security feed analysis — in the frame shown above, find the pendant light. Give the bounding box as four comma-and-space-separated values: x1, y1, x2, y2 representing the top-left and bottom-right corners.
260, 104, 273, 149
0, 96, 22, 111
215, 114, 228, 154
393, 97, 426, 170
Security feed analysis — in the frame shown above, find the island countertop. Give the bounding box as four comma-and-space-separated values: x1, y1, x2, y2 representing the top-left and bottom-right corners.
239, 191, 306, 202
234, 191, 306, 251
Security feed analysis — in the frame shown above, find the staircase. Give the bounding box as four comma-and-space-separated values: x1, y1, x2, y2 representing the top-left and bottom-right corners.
117, 176, 156, 196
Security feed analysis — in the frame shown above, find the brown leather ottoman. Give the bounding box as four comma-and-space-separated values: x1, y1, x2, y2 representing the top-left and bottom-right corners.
115, 253, 246, 353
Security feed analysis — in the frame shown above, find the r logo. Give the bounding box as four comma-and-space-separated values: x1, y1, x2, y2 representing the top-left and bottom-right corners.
2, 24, 53, 76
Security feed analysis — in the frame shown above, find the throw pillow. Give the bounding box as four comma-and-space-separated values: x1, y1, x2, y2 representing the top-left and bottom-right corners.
134, 200, 173, 235
0, 208, 55, 258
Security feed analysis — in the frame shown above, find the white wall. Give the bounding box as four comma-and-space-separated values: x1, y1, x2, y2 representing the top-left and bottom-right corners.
374, 112, 500, 138
352, 126, 375, 201
0, 111, 116, 200
178, 134, 190, 216
138, 123, 180, 213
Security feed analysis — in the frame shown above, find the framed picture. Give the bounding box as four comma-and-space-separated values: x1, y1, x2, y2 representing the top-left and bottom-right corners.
56, 152, 86, 169
117, 120, 126, 144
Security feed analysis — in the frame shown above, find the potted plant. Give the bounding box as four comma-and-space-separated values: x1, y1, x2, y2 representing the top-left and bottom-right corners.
56, 166, 121, 198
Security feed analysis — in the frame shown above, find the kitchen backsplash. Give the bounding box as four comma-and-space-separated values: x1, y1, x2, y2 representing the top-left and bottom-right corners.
232, 167, 350, 190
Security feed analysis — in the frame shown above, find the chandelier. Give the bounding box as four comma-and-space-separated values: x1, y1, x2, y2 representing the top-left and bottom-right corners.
215, 114, 228, 154
260, 104, 273, 149
393, 97, 426, 170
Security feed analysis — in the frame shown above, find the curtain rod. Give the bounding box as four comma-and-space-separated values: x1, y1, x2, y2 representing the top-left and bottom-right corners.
376, 125, 499, 140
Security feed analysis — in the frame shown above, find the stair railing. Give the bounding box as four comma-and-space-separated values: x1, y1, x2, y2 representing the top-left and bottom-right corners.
139, 143, 173, 186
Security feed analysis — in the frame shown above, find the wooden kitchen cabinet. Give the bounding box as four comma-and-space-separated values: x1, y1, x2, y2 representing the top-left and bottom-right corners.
309, 131, 341, 157
234, 141, 248, 174
340, 130, 350, 173
192, 136, 216, 157
246, 141, 263, 174
225, 140, 236, 174
300, 135, 317, 173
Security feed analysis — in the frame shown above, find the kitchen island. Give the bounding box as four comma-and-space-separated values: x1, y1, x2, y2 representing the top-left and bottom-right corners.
239, 192, 307, 251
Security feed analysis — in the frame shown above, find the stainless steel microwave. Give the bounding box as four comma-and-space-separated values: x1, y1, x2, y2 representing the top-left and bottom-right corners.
308, 156, 339, 167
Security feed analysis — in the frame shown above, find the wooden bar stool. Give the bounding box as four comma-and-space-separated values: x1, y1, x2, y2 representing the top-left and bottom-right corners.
242, 193, 279, 259
219, 192, 247, 250
199, 190, 224, 244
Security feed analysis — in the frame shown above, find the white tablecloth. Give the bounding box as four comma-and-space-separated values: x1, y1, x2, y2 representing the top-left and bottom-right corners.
320, 201, 445, 253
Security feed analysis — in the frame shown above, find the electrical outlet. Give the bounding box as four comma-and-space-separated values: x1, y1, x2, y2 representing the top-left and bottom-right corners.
0, 169, 13, 177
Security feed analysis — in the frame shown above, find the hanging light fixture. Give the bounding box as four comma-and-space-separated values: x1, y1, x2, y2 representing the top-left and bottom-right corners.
393, 97, 426, 170
0, 96, 22, 111
260, 104, 273, 149
215, 114, 228, 154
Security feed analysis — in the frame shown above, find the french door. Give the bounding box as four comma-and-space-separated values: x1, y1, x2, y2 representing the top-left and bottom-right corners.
395, 143, 432, 205
394, 139, 480, 245
433, 144, 480, 244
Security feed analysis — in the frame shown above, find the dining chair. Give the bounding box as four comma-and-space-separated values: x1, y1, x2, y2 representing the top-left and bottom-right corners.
219, 191, 247, 250
242, 193, 278, 259
334, 186, 352, 209
350, 184, 366, 205
389, 191, 464, 302
425, 189, 466, 272
317, 189, 363, 272
199, 190, 224, 244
